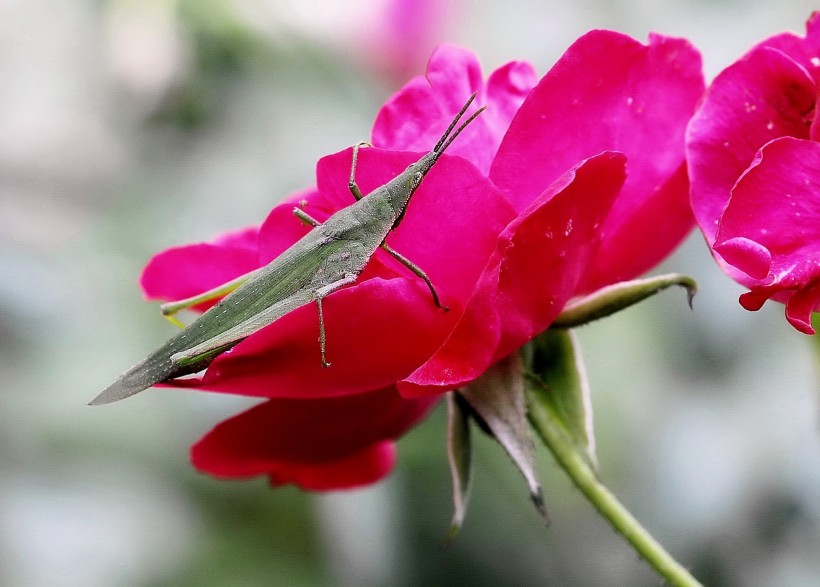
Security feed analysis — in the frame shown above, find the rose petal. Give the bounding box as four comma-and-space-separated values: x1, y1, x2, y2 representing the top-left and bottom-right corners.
264, 442, 396, 491
492, 30, 703, 291
712, 137, 820, 332
140, 226, 261, 310
785, 281, 820, 335
191, 387, 438, 490
400, 152, 627, 396
714, 237, 773, 280
372, 44, 537, 174
577, 163, 693, 292
687, 46, 815, 245
754, 12, 820, 84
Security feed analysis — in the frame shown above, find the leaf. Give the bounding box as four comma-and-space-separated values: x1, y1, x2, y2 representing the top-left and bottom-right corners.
446, 391, 473, 539
525, 329, 598, 473
460, 354, 548, 523
552, 273, 696, 329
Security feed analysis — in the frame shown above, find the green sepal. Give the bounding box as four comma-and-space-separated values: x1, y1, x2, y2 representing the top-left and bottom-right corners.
552, 273, 696, 329
459, 354, 548, 524
524, 329, 598, 473
446, 392, 473, 540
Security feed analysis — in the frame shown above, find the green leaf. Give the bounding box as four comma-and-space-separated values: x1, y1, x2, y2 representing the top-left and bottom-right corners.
460, 354, 548, 523
552, 273, 696, 329
446, 392, 473, 539
525, 329, 598, 473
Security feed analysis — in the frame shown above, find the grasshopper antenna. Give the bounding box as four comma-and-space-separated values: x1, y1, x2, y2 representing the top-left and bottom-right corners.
433, 92, 486, 156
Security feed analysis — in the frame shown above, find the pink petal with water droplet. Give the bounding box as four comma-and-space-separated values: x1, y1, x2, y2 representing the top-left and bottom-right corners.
400, 152, 627, 397
714, 137, 820, 333
492, 30, 704, 292
687, 48, 815, 245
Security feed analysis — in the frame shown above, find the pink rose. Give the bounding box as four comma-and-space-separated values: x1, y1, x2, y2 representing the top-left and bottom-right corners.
687, 12, 820, 334
143, 35, 703, 489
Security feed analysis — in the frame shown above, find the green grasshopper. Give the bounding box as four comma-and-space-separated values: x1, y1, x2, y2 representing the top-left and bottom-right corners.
90, 93, 485, 405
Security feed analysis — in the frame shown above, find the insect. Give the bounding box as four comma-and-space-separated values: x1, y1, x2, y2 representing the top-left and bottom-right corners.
90, 93, 485, 405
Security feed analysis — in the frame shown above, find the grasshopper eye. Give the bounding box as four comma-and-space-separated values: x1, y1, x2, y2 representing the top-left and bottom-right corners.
412, 171, 424, 188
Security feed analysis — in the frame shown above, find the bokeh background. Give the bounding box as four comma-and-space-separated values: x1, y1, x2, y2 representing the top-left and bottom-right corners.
2, 0, 819, 585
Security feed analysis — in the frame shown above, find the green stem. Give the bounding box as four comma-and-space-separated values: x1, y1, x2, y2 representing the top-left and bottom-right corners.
527, 388, 703, 587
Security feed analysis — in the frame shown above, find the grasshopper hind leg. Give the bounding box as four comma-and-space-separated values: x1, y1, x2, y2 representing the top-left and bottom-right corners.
159, 269, 261, 325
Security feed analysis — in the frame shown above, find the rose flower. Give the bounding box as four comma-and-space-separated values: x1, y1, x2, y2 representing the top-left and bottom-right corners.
141, 34, 703, 489
687, 12, 820, 334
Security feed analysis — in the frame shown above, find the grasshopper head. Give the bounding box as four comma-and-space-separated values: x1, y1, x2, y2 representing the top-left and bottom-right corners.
407, 92, 486, 187
387, 93, 485, 225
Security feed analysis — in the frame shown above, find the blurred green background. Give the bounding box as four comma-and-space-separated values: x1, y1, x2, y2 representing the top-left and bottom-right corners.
2, 0, 819, 585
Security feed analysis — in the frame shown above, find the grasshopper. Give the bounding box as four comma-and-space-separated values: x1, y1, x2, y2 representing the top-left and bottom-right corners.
90, 93, 485, 405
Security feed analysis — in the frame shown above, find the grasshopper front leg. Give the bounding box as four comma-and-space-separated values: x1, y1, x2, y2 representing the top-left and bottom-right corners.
348, 141, 371, 201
